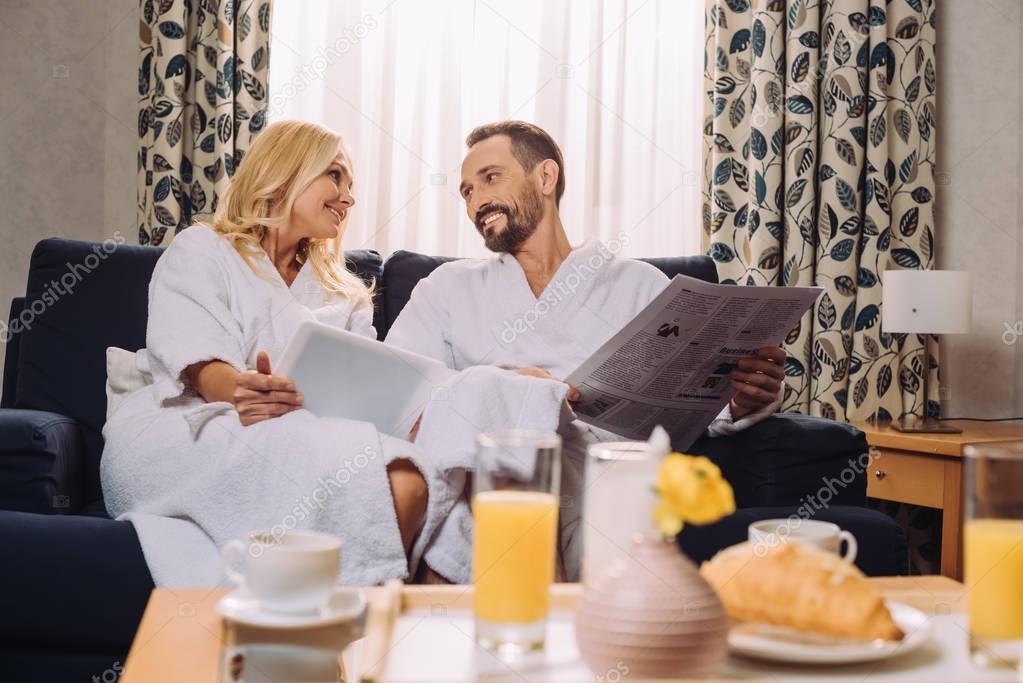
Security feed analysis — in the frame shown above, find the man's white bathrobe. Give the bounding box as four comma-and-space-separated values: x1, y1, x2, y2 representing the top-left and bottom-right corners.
100, 227, 567, 587
385, 240, 781, 579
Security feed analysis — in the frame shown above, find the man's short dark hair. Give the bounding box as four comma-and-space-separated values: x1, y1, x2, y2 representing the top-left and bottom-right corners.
466, 121, 565, 206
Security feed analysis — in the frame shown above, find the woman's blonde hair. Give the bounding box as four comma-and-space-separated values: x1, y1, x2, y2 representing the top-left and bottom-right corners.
205, 120, 372, 307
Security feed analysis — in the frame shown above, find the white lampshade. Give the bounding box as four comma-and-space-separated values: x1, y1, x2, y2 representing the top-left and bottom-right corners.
882, 270, 973, 334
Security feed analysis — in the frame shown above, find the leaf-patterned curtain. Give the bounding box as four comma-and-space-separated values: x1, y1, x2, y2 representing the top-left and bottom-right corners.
138, 0, 272, 246
703, 0, 938, 422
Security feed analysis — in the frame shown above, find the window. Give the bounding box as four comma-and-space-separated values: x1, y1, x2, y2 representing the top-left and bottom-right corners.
269, 0, 704, 258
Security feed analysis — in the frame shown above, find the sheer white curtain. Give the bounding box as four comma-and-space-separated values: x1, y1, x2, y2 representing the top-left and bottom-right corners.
268, 0, 704, 259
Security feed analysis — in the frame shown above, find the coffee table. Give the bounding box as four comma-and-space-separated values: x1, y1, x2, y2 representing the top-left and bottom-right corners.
120, 576, 1013, 682
852, 419, 1023, 579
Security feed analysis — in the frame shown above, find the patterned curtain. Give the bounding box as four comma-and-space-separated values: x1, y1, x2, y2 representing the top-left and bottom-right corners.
138, 0, 272, 246
703, 0, 938, 422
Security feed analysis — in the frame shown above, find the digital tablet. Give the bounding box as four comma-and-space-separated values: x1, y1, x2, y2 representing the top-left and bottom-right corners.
276, 321, 456, 437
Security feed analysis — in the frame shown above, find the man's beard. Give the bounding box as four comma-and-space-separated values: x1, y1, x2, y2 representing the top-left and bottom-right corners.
475, 184, 544, 253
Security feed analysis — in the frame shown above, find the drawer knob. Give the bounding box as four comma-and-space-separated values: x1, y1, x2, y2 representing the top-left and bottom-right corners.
875, 469, 886, 480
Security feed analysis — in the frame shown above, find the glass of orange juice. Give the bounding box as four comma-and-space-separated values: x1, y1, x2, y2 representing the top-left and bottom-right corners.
473, 430, 561, 655
964, 442, 1023, 671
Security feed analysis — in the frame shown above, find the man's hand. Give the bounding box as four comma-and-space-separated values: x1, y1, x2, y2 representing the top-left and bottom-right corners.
729, 346, 786, 420
233, 351, 304, 426
514, 366, 581, 401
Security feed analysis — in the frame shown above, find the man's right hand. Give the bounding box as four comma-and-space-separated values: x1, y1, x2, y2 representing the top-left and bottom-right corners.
514, 366, 581, 402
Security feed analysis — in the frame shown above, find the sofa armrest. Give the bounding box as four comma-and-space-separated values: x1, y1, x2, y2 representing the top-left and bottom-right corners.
688, 413, 868, 509
0, 409, 86, 514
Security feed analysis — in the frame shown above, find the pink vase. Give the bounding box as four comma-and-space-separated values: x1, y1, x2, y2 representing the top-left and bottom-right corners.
575, 534, 729, 679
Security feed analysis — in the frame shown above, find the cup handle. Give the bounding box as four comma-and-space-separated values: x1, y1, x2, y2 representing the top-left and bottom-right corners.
221, 539, 247, 586
838, 530, 858, 563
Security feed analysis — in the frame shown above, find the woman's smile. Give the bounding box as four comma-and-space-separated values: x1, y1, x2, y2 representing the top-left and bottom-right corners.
325, 203, 346, 225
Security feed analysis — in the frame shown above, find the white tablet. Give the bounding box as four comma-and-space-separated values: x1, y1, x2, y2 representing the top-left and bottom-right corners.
276, 320, 456, 437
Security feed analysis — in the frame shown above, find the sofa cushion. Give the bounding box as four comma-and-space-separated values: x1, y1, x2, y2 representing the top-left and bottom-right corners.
0, 511, 153, 651
14, 239, 163, 506
379, 251, 459, 338
344, 249, 385, 335
0, 409, 85, 514
678, 505, 907, 576
642, 255, 719, 284
689, 413, 869, 509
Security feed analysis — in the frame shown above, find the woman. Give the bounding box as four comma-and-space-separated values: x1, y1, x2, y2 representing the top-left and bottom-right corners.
100, 121, 522, 587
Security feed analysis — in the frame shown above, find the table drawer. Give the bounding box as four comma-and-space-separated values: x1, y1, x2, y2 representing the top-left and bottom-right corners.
866, 448, 946, 508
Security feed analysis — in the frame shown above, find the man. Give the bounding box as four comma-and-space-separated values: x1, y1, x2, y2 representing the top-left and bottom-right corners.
387, 120, 785, 425
387, 121, 785, 579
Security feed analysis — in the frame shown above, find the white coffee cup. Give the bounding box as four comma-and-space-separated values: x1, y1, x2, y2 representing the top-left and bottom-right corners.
221, 530, 342, 613
748, 518, 858, 563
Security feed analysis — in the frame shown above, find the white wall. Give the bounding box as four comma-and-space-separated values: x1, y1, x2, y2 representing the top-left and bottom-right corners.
937, 0, 1023, 419
0, 0, 137, 385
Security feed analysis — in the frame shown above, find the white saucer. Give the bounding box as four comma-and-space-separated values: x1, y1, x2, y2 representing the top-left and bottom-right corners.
216, 586, 367, 630
728, 600, 932, 664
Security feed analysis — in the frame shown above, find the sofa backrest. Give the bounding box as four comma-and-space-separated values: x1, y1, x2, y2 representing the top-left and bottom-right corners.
3, 236, 716, 506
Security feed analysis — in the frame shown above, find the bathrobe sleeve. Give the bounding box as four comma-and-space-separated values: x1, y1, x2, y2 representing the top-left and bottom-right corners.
145, 228, 248, 403
345, 303, 378, 340
311, 296, 378, 340
706, 385, 784, 437
384, 271, 457, 367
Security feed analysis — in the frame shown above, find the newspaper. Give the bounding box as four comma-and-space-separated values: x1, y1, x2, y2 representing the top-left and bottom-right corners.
565, 275, 822, 449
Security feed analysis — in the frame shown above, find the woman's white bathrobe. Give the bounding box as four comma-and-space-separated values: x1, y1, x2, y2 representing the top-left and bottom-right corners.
101, 227, 567, 587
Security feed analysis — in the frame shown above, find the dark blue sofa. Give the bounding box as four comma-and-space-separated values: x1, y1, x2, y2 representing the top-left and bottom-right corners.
0, 238, 906, 681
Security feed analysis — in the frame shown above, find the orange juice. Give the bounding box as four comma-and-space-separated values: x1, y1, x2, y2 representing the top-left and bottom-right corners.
965, 519, 1023, 639
473, 490, 558, 624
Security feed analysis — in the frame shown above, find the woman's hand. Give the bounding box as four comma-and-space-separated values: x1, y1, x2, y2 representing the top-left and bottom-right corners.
514, 366, 581, 402
729, 346, 786, 419
233, 351, 304, 426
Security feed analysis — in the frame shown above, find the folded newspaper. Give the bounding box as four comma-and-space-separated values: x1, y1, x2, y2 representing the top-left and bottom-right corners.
565, 275, 821, 449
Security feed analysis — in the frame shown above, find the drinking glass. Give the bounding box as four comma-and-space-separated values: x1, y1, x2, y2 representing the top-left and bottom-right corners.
473, 430, 561, 655
964, 441, 1023, 671
581, 441, 659, 580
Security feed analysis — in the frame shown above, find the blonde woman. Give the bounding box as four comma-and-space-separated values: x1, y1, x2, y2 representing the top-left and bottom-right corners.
100, 121, 488, 587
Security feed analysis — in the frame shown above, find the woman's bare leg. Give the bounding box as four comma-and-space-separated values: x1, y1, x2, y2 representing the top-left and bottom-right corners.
386, 458, 428, 555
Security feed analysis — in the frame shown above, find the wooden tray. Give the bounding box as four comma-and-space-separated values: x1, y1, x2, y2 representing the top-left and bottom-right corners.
121, 577, 969, 683
355, 577, 969, 683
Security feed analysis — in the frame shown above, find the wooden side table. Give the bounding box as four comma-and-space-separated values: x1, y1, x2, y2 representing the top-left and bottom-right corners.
851, 420, 1023, 579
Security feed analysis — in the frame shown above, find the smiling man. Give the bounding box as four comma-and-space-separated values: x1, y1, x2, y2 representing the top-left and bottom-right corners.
385, 121, 786, 579
387, 120, 785, 423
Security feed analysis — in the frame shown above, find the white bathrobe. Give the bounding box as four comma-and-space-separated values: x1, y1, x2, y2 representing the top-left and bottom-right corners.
385, 240, 780, 434
101, 227, 567, 587
385, 240, 781, 578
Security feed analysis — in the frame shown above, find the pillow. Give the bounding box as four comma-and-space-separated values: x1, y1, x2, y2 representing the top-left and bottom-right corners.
379, 250, 460, 337
105, 347, 152, 421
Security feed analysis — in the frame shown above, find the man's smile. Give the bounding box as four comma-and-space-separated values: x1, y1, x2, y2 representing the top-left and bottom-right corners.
477, 207, 507, 229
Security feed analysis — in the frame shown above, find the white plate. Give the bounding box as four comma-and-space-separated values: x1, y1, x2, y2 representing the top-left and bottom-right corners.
215, 585, 367, 630
728, 600, 932, 664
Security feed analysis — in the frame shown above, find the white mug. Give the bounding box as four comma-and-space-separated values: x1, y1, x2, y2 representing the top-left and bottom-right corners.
748, 518, 858, 563
221, 530, 342, 613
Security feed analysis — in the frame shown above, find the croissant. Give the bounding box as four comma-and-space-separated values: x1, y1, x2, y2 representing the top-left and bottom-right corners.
699, 540, 903, 641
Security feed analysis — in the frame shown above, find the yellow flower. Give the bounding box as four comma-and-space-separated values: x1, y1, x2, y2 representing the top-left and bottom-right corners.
653, 452, 736, 536
653, 500, 684, 536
